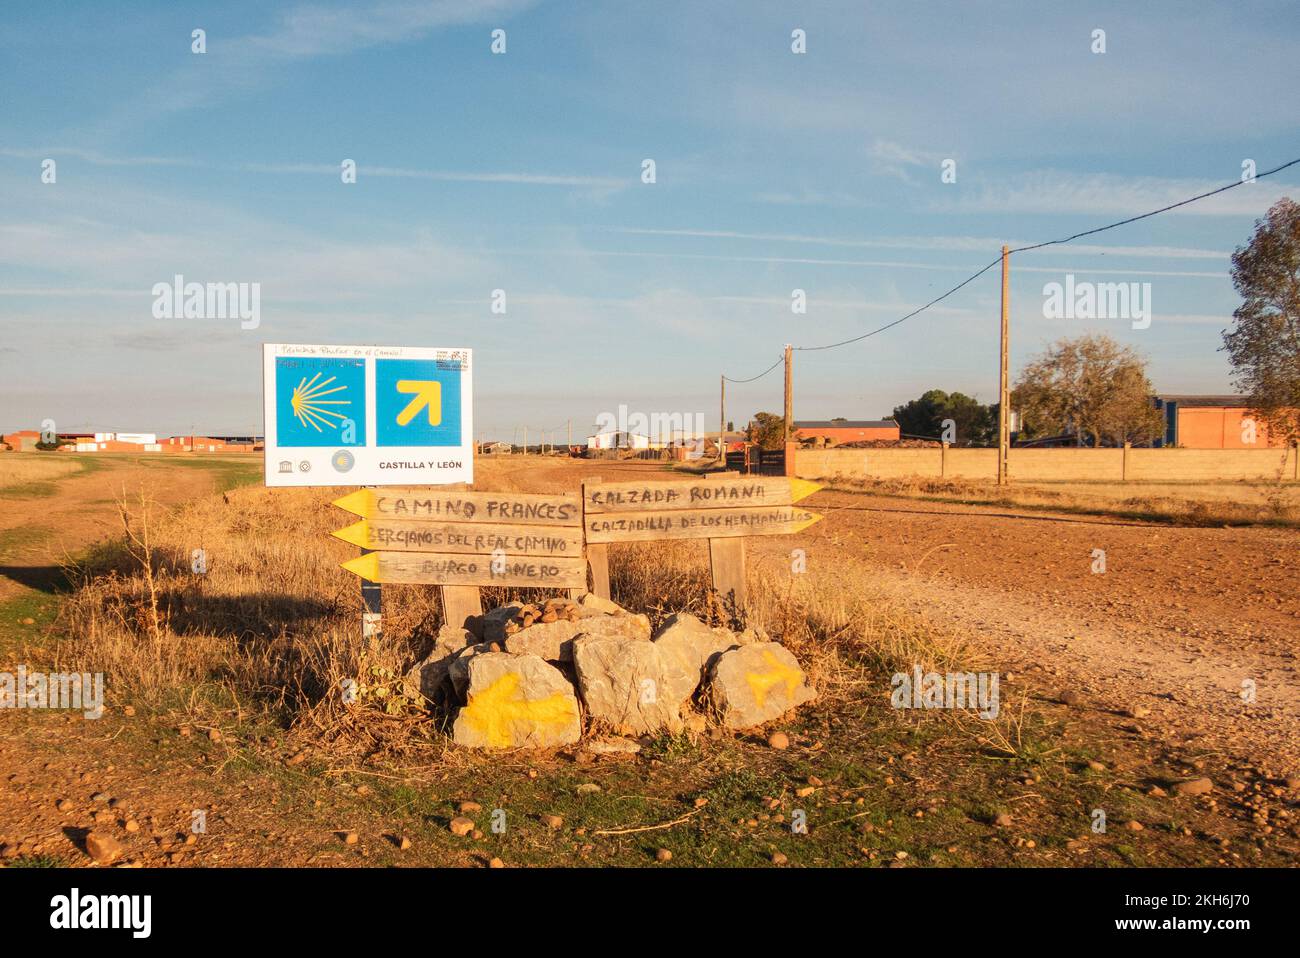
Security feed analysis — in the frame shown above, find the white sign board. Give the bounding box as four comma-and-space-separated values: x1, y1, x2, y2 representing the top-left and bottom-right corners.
262, 343, 473, 487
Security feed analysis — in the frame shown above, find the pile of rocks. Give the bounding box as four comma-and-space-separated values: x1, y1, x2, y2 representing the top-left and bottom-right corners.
410, 594, 816, 749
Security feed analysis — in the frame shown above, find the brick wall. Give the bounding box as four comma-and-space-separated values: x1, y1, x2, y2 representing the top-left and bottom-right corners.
796, 446, 1299, 482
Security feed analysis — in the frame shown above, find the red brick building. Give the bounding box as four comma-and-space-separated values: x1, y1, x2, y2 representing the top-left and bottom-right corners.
1153, 395, 1291, 449
794, 419, 900, 445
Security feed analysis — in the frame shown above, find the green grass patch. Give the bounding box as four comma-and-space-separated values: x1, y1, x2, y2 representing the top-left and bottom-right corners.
0, 524, 53, 560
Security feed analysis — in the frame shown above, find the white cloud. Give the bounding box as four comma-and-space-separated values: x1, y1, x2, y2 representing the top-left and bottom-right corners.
944, 170, 1299, 218
251, 0, 536, 58
602, 226, 1227, 260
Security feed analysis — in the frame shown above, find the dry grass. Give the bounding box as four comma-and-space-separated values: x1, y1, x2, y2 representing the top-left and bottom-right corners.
0, 454, 81, 488
826, 474, 1300, 526
50, 470, 978, 759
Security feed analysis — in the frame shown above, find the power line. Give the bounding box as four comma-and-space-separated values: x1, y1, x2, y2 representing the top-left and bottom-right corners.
725, 155, 1300, 366
795, 256, 1003, 352
723, 354, 784, 384
1008, 157, 1300, 254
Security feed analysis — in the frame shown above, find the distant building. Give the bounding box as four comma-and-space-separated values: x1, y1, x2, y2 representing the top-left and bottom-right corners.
1153, 395, 1290, 449
794, 418, 900, 444
1, 430, 41, 451
479, 441, 512, 455
587, 430, 650, 450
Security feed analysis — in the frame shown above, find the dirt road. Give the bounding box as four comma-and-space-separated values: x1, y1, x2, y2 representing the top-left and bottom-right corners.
489, 459, 1300, 770
768, 488, 1300, 772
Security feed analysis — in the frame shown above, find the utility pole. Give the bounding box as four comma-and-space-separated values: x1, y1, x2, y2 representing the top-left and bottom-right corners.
719, 374, 726, 467
567, 419, 572, 451
783, 344, 793, 441
524, 425, 528, 456
998, 244, 1011, 486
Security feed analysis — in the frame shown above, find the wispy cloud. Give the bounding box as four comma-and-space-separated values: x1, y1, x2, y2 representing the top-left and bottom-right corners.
867, 138, 948, 183
250, 0, 536, 58
944, 170, 1299, 218
0, 148, 203, 168
244, 162, 627, 189
601, 227, 1227, 260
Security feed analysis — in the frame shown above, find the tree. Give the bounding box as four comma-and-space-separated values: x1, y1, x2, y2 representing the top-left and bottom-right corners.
1222, 197, 1300, 444
1012, 334, 1164, 446
747, 412, 797, 450
891, 389, 995, 445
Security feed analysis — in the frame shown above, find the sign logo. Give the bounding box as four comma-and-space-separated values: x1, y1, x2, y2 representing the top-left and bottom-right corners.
376, 358, 462, 447
274, 357, 366, 447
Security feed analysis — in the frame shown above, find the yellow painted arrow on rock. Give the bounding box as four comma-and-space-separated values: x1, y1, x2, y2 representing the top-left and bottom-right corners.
458, 672, 578, 749
395, 380, 442, 426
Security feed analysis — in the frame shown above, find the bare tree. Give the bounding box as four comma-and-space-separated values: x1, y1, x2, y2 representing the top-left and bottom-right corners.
1222, 197, 1300, 444
1012, 334, 1164, 446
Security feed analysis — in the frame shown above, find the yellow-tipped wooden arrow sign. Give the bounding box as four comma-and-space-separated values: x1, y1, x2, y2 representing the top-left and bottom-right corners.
331, 518, 582, 557
582, 476, 821, 513
585, 505, 823, 544
332, 488, 581, 525
341, 550, 587, 588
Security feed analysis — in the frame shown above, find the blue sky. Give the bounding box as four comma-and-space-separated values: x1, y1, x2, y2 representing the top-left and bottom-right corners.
2, 0, 1297, 441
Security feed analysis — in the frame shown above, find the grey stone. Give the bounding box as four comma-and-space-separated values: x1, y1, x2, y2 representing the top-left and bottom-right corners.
575, 612, 651, 643
448, 643, 495, 700
651, 612, 738, 706
579, 593, 627, 616
482, 603, 525, 643
451, 653, 582, 749
708, 642, 816, 729
572, 635, 682, 735
504, 619, 582, 662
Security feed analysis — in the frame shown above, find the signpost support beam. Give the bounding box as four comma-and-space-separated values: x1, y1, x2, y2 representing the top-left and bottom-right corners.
440, 584, 484, 633
583, 476, 612, 600
719, 374, 726, 469
359, 485, 382, 642
998, 245, 1011, 486
704, 472, 748, 621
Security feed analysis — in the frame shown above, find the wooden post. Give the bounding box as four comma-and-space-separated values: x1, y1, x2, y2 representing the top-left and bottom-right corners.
704, 473, 748, 616
783, 344, 793, 442
941, 441, 949, 479
719, 374, 726, 469
440, 585, 483, 632
998, 245, 1010, 486
361, 551, 382, 642
1122, 441, 1131, 481
583, 476, 611, 599
360, 486, 382, 643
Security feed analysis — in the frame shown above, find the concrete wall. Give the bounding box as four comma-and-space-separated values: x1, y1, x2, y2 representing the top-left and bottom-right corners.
796, 446, 1300, 482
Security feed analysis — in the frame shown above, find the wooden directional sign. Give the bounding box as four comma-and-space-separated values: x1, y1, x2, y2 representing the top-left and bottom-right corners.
333, 488, 581, 526
581, 474, 823, 610
583, 476, 820, 514
332, 518, 582, 557
334, 487, 588, 591
341, 551, 587, 589
586, 505, 821, 544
